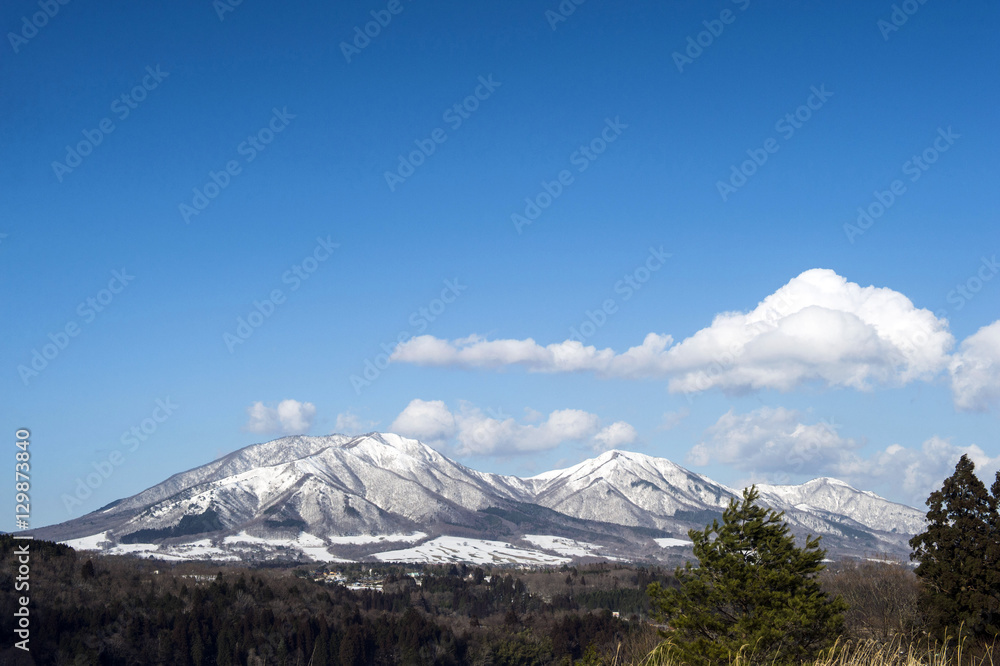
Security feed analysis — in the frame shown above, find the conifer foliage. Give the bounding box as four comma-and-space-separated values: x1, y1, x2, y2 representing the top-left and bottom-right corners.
647, 486, 846, 666
909, 454, 1000, 641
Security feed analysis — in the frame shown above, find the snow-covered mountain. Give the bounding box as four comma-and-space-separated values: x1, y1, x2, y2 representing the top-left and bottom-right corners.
528, 449, 734, 529
37, 433, 925, 564
756, 477, 926, 537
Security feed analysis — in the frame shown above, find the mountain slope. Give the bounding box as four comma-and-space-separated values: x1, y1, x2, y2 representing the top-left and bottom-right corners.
527, 449, 735, 530
36, 433, 925, 563
755, 477, 926, 536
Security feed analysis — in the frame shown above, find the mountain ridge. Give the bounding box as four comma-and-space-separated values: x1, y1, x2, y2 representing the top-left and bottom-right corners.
36, 432, 926, 564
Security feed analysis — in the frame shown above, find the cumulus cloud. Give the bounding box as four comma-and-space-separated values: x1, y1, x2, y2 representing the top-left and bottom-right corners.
334, 411, 377, 435
690, 406, 1000, 506
391, 269, 954, 395
688, 407, 855, 472
949, 321, 1000, 412
592, 422, 639, 452
666, 269, 953, 394
244, 399, 316, 435
390, 332, 673, 377
389, 399, 457, 443
839, 437, 1000, 505
388, 399, 637, 456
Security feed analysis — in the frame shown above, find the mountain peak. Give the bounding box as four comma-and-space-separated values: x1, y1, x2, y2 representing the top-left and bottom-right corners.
530, 448, 680, 481
329, 432, 451, 473
41, 432, 926, 563
755, 476, 854, 491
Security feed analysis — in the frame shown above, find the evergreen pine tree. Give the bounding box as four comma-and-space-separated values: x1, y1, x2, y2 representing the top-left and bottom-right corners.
215, 627, 234, 666
80, 559, 95, 579
648, 486, 846, 665
190, 631, 204, 666
909, 454, 1000, 640
313, 628, 329, 666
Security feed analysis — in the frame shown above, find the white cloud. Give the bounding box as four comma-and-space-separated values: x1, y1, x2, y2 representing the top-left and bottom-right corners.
592, 421, 639, 452
390, 269, 954, 395
334, 411, 376, 435
389, 399, 456, 443
666, 269, 952, 394
390, 332, 671, 377
839, 437, 1000, 505
244, 399, 316, 435
688, 407, 854, 472
690, 406, 1000, 506
949, 320, 1000, 412
523, 407, 545, 423
388, 399, 637, 457
453, 406, 600, 456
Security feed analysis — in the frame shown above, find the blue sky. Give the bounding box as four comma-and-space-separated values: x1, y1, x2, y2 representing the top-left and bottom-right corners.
3, 0, 998, 529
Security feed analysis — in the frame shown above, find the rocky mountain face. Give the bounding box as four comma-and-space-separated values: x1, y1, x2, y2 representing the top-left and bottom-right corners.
35, 433, 925, 564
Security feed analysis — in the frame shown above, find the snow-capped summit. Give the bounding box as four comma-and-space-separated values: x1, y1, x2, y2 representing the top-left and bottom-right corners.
755, 477, 926, 536
37, 433, 926, 563
527, 449, 734, 530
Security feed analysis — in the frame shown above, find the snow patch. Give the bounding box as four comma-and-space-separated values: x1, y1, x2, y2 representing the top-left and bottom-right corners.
374, 536, 571, 565
222, 531, 350, 562
105, 539, 239, 562
521, 534, 602, 558
61, 532, 110, 550
325, 532, 427, 545
654, 537, 693, 548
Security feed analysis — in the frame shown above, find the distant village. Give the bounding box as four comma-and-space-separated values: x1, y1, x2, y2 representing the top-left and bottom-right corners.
310, 565, 498, 592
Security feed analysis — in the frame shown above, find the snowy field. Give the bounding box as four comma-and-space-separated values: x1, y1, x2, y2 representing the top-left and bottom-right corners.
61, 531, 351, 562
374, 536, 572, 565
521, 535, 603, 557
62, 532, 112, 550
222, 531, 349, 562
325, 532, 427, 545
60, 530, 637, 564
106, 539, 240, 562
654, 537, 694, 548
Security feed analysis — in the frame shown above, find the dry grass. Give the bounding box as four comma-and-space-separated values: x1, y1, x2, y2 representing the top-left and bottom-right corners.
816, 637, 996, 666
631, 635, 997, 666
